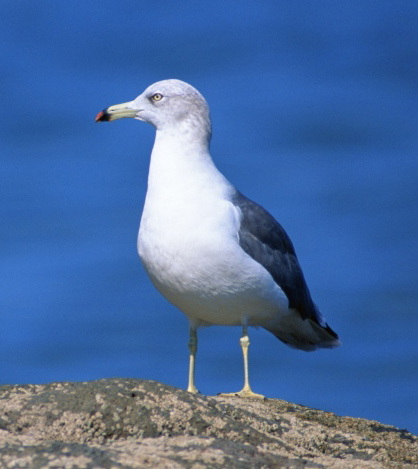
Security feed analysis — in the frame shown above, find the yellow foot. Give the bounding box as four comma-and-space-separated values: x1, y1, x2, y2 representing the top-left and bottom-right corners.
187, 385, 200, 394
217, 389, 265, 399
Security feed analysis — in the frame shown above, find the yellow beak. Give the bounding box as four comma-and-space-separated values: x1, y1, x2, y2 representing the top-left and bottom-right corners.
95, 102, 137, 122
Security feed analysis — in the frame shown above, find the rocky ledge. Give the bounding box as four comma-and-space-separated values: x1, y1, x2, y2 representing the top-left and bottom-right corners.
0, 378, 416, 468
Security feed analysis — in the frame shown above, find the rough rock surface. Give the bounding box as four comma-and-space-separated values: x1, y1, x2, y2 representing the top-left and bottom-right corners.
0, 378, 416, 468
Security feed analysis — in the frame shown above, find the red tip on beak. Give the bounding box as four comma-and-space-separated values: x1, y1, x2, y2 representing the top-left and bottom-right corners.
95, 111, 105, 122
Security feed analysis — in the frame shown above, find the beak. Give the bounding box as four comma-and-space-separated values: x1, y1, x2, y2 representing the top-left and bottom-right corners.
95, 101, 137, 122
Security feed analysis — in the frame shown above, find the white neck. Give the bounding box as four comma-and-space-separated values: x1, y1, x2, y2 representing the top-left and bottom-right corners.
146, 129, 227, 198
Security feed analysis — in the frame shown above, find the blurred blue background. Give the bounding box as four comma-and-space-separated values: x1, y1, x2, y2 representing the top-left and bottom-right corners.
1, 1, 417, 434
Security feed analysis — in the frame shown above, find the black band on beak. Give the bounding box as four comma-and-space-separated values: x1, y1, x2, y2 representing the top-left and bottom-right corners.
95, 109, 110, 122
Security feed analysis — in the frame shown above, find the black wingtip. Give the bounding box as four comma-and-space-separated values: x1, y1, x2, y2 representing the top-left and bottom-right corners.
324, 323, 340, 341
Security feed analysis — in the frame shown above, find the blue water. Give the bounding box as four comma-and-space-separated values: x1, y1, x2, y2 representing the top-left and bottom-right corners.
1, 1, 418, 435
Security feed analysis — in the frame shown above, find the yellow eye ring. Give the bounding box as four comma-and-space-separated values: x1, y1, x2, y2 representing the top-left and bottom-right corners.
152, 93, 163, 102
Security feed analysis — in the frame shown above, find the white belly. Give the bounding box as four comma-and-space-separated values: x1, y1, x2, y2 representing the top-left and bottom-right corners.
137, 195, 289, 327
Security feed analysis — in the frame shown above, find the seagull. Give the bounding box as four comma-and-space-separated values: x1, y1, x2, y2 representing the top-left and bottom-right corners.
96, 79, 340, 398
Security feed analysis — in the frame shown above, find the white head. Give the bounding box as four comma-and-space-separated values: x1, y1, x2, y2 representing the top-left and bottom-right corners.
96, 79, 212, 145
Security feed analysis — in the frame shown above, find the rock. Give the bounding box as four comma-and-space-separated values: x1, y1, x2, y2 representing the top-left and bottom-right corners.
0, 378, 416, 468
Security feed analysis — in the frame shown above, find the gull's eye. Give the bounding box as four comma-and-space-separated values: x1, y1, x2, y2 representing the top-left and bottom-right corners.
151, 93, 163, 102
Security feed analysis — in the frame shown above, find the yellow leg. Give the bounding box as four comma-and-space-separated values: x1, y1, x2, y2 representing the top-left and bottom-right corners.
218, 326, 265, 399
187, 327, 199, 394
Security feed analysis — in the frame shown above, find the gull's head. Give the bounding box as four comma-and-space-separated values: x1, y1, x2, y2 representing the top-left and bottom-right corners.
96, 79, 212, 142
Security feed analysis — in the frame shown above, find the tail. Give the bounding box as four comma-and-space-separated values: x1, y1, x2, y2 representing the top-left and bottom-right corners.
263, 313, 341, 352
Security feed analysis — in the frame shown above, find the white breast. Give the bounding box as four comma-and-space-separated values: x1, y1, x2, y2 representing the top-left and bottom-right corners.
137, 131, 288, 327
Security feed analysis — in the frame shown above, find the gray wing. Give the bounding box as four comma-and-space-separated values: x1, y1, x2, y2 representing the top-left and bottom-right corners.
232, 190, 336, 332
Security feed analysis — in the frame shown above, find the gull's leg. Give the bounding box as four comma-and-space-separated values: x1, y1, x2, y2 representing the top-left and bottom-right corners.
238, 326, 265, 398
218, 326, 265, 399
187, 326, 199, 394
